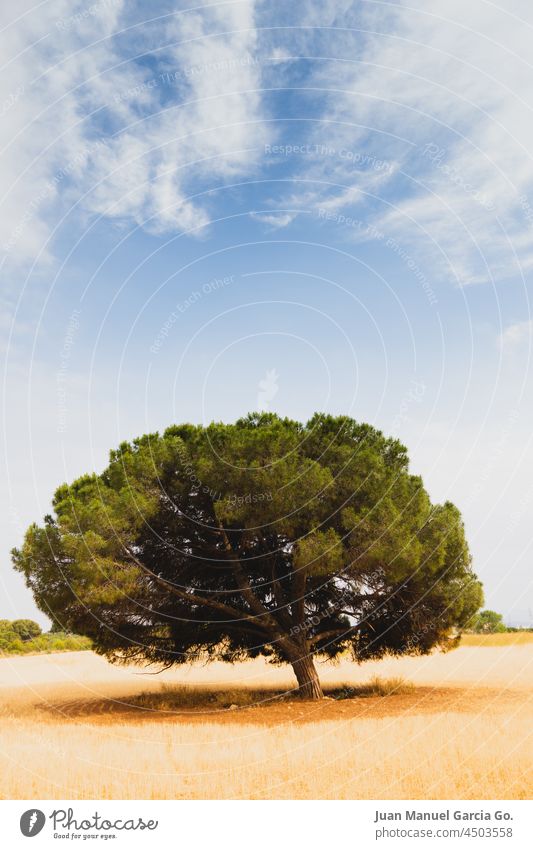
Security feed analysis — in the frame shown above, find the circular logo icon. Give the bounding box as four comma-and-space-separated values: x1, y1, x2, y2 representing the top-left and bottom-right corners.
20, 810, 46, 837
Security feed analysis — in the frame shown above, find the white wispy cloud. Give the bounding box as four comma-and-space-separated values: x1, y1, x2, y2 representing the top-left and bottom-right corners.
4, 0, 533, 290
272, 0, 533, 285
499, 320, 533, 350
250, 211, 298, 229
0, 0, 267, 267
85, 1, 266, 233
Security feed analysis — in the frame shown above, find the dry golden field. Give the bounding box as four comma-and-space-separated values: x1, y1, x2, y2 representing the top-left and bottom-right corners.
1, 635, 532, 800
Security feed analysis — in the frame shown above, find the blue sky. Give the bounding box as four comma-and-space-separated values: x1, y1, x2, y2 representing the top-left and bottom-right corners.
1, 0, 532, 625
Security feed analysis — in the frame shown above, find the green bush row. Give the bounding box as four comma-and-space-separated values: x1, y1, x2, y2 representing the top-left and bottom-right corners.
0, 619, 92, 654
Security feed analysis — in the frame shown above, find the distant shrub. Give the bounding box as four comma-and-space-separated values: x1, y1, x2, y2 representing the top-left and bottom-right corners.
0, 634, 13, 650
11, 619, 42, 641
0, 621, 91, 655
466, 610, 507, 634
0, 621, 18, 650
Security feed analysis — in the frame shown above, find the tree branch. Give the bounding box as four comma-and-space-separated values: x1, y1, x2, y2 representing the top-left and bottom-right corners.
291, 563, 307, 627
270, 558, 293, 631
310, 626, 355, 647
215, 519, 284, 637
231, 560, 284, 634
125, 549, 258, 625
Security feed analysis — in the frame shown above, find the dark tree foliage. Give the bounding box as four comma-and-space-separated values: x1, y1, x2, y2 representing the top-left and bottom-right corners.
12, 413, 483, 698
10, 619, 42, 641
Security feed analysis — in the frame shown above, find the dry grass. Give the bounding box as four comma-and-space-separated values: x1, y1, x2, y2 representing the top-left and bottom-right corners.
0, 646, 532, 799
2, 711, 531, 800
460, 631, 533, 647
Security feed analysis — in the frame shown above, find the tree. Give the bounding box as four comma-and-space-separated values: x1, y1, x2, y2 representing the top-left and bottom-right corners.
467, 609, 506, 634
10, 619, 42, 641
12, 413, 483, 699
0, 618, 41, 652
0, 620, 18, 651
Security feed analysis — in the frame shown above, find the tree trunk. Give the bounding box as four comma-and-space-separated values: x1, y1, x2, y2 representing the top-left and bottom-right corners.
291, 654, 324, 700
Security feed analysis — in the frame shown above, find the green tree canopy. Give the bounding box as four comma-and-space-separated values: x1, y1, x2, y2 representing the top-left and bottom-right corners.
12, 413, 483, 698
467, 609, 506, 633
10, 619, 42, 641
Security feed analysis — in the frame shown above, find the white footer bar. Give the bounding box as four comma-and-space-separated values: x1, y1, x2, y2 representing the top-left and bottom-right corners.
2, 799, 531, 848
